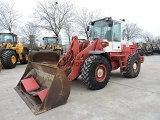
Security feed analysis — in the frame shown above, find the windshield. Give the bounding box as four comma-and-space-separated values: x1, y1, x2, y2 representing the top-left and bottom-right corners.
44, 37, 57, 44
90, 20, 112, 41
152, 43, 156, 47
146, 43, 151, 47
0, 33, 15, 43
90, 20, 121, 42
137, 42, 142, 47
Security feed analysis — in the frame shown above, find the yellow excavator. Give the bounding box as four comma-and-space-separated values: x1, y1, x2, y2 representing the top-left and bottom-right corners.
15, 17, 144, 115
0, 33, 29, 69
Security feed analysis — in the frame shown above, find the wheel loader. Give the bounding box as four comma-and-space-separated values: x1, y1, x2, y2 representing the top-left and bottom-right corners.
42, 37, 63, 54
152, 43, 160, 54
136, 42, 153, 56
0, 33, 29, 69
142, 42, 153, 55
15, 17, 144, 115
136, 42, 144, 56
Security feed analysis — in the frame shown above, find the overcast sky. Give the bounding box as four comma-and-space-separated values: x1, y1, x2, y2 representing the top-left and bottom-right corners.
1, 0, 159, 36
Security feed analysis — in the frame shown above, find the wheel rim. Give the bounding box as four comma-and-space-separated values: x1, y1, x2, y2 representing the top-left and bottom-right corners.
133, 60, 139, 72
95, 64, 107, 82
11, 55, 16, 64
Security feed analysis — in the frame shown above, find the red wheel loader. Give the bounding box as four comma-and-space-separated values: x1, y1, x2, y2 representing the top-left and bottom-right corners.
14, 17, 144, 115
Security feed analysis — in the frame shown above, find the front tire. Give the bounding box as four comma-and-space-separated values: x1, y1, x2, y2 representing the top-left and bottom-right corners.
1, 50, 17, 69
81, 55, 111, 90
123, 54, 141, 78
138, 50, 144, 56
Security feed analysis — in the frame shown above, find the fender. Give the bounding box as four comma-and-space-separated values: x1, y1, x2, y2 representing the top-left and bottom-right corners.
89, 50, 112, 68
89, 50, 105, 55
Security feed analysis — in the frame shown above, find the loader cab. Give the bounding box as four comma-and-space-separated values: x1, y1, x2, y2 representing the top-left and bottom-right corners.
43, 37, 62, 52
90, 17, 123, 52
43, 37, 58, 49
0, 33, 17, 47
43, 37, 57, 44
136, 42, 143, 49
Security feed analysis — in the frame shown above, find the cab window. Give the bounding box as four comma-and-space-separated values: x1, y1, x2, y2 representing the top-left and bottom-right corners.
113, 22, 121, 42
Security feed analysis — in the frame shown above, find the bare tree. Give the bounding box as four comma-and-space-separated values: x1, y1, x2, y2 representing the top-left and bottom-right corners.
21, 22, 40, 41
63, 22, 75, 43
141, 31, 154, 43
0, 1, 21, 32
20, 22, 41, 50
34, 0, 74, 42
75, 8, 102, 40
157, 39, 160, 44
154, 36, 160, 43
123, 22, 142, 41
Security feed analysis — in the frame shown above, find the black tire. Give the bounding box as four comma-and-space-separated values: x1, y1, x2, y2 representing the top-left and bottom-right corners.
138, 50, 144, 56
145, 51, 148, 56
54, 49, 63, 55
20, 49, 29, 64
123, 54, 141, 78
61, 49, 63, 55
81, 55, 111, 90
1, 50, 17, 69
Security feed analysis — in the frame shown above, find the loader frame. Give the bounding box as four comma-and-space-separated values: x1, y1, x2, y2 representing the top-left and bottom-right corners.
58, 36, 144, 81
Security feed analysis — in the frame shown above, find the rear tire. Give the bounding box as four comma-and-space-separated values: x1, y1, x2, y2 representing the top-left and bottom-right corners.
81, 55, 111, 90
123, 54, 141, 78
1, 50, 17, 69
20, 49, 29, 64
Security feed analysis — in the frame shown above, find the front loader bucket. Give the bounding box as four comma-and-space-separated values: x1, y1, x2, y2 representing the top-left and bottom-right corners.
14, 61, 71, 115
29, 51, 60, 64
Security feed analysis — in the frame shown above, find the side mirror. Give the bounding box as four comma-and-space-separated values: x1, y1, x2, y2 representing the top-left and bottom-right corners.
120, 19, 125, 22
108, 21, 113, 27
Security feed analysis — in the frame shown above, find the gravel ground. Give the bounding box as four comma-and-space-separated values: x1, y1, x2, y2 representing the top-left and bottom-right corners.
0, 55, 160, 120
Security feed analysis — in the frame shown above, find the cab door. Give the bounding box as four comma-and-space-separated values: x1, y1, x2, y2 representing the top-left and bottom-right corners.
112, 21, 122, 51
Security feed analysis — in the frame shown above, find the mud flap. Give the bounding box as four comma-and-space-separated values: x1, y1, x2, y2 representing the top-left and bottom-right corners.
14, 61, 71, 115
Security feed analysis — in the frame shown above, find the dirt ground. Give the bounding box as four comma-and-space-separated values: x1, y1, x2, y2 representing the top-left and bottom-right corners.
0, 55, 160, 120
